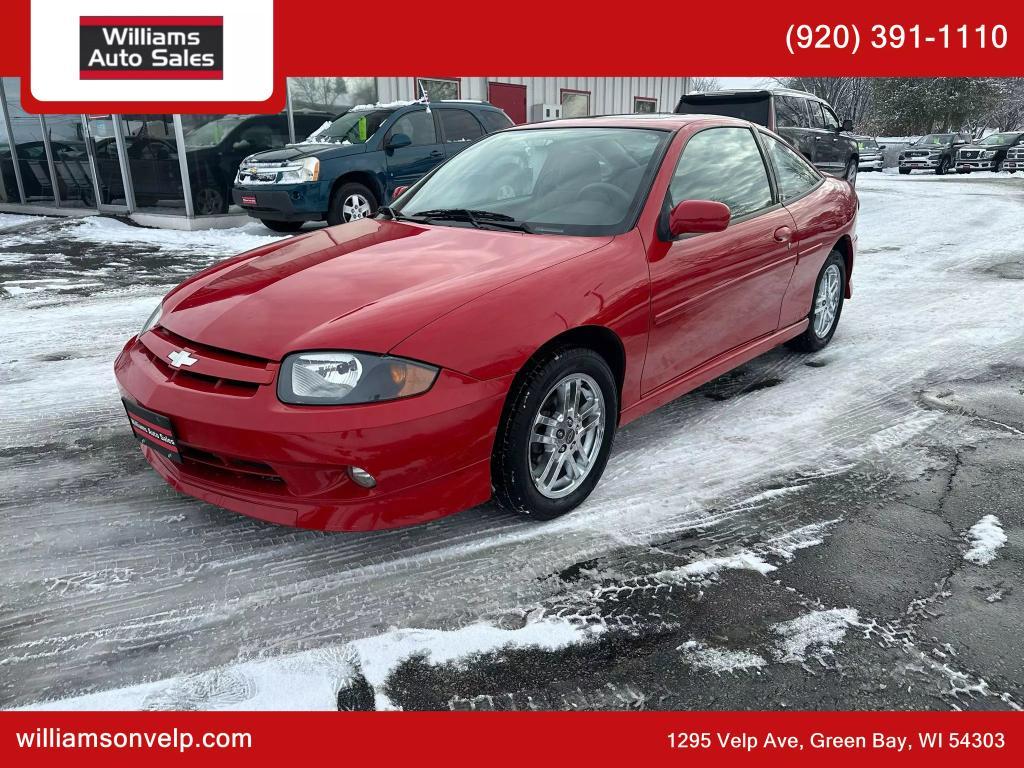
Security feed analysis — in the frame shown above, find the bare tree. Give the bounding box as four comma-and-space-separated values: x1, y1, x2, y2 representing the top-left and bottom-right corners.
689, 76, 721, 93
290, 77, 349, 109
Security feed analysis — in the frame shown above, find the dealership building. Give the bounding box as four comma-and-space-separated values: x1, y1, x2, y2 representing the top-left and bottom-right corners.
0, 76, 690, 229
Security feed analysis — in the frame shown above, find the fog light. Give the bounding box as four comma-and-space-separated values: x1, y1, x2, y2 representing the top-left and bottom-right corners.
348, 466, 376, 489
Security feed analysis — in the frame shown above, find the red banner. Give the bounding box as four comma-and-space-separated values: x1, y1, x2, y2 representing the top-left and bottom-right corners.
2, 711, 1022, 767
3, 1, 1024, 113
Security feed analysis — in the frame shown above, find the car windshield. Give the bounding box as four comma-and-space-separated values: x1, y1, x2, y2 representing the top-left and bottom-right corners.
914, 134, 954, 146
396, 127, 670, 236
183, 116, 248, 148
979, 132, 1022, 146
857, 139, 878, 150
301, 109, 393, 145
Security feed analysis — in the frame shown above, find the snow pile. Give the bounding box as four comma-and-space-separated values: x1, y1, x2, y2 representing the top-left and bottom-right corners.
0, 213, 46, 229
764, 520, 839, 561
22, 619, 602, 712
670, 550, 777, 581
963, 515, 1007, 565
678, 640, 767, 674
68, 215, 283, 252
772, 608, 859, 663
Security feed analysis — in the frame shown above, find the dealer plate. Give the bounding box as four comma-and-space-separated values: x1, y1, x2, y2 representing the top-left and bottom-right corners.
123, 399, 181, 463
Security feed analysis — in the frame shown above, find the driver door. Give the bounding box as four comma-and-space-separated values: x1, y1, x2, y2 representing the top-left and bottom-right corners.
643, 126, 798, 395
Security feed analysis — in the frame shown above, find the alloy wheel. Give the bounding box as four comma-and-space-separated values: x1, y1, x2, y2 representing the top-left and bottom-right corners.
342, 194, 371, 222
813, 264, 842, 338
195, 188, 223, 216
528, 373, 606, 499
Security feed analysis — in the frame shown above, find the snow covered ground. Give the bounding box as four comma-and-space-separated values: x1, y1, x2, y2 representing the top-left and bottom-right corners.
1, 170, 1023, 710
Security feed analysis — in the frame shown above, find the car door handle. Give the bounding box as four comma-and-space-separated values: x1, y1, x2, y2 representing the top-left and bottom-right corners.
773, 226, 793, 243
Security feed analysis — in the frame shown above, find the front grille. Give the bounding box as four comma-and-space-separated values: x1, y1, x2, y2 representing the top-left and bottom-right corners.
179, 444, 283, 484
1007, 148, 1024, 160
959, 150, 981, 160
236, 161, 293, 185
141, 327, 274, 396
907, 150, 936, 158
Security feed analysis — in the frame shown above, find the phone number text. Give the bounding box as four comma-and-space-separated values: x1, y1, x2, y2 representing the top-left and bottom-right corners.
785, 24, 1008, 55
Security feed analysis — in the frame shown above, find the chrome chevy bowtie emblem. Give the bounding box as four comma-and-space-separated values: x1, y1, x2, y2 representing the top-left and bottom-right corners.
168, 349, 198, 368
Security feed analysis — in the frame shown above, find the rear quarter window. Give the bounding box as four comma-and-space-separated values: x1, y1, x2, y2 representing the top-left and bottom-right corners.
479, 110, 514, 133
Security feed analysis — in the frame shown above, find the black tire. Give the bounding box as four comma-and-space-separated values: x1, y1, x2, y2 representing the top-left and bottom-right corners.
260, 219, 304, 233
898, 167, 911, 175
492, 347, 618, 520
995, 160, 1005, 173
844, 159, 857, 186
193, 185, 228, 215
327, 182, 377, 226
936, 156, 950, 175
787, 250, 846, 354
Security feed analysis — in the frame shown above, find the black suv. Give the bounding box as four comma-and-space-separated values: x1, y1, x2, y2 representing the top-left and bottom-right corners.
955, 132, 1024, 173
897, 134, 970, 175
675, 88, 859, 183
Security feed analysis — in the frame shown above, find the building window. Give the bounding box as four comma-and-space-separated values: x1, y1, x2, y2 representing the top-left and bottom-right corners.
634, 97, 657, 114
416, 78, 460, 101
560, 89, 591, 118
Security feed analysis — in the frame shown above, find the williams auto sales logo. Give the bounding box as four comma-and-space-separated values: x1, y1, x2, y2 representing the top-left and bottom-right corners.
79, 16, 224, 80
29, 0, 274, 107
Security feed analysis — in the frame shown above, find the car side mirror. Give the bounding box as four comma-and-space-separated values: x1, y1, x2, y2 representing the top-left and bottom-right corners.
669, 200, 731, 236
840, 118, 854, 132
878, 144, 887, 150
386, 133, 412, 150
392, 185, 409, 200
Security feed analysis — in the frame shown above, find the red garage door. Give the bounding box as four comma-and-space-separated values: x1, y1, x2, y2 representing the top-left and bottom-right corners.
487, 82, 528, 124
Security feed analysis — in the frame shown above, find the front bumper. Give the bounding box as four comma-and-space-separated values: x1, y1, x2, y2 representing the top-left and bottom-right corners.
956, 159, 996, 171
1002, 159, 1023, 170
114, 333, 509, 530
858, 157, 883, 170
899, 157, 941, 169
233, 181, 332, 222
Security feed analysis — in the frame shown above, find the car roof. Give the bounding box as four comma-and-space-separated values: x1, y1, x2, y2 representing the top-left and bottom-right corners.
505, 113, 754, 132
684, 87, 823, 103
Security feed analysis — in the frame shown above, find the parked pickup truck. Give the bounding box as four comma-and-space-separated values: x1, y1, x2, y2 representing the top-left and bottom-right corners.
955, 132, 1024, 173
232, 100, 513, 232
897, 133, 969, 175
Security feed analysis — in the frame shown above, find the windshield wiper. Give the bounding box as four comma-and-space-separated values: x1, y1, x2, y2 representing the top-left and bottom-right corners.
414, 208, 532, 233
377, 206, 422, 223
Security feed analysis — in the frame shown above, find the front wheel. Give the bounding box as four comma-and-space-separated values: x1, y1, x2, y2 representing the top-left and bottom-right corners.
899, 167, 911, 175
492, 348, 618, 520
787, 250, 846, 353
327, 182, 377, 226
936, 157, 950, 175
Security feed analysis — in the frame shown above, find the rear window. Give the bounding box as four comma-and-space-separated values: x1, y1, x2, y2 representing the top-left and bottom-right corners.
675, 95, 771, 127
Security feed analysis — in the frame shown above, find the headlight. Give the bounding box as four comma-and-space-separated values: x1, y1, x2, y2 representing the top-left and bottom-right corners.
278, 351, 438, 405
140, 303, 162, 337
982, 150, 997, 158
278, 157, 320, 184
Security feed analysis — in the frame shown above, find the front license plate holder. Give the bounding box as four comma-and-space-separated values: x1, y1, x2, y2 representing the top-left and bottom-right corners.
124, 399, 181, 463
241, 195, 257, 206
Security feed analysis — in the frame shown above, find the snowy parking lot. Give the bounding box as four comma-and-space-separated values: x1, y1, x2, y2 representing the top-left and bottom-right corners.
1, 170, 1022, 711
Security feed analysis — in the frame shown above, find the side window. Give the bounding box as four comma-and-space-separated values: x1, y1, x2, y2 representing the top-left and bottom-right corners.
479, 110, 514, 134
775, 96, 807, 129
388, 110, 438, 146
439, 109, 484, 143
807, 101, 826, 129
763, 133, 820, 201
669, 127, 773, 219
820, 104, 840, 130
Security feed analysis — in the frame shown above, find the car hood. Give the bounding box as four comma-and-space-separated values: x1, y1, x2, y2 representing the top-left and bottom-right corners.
159, 219, 612, 362
958, 143, 1007, 152
245, 142, 367, 163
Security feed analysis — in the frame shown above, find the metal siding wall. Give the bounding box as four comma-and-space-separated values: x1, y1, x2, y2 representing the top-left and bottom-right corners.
373, 77, 690, 119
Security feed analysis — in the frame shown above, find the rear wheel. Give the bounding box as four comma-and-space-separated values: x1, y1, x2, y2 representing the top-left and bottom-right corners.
327, 182, 377, 226
260, 219, 304, 233
787, 250, 846, 353
492, 348, 617, 520
193, 185, 228, 215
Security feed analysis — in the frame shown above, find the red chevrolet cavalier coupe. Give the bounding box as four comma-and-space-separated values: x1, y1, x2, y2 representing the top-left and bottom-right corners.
115, 114, 857, 531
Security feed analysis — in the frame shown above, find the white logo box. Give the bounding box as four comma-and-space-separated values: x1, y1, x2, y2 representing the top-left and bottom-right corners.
30, 0, 274, 103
